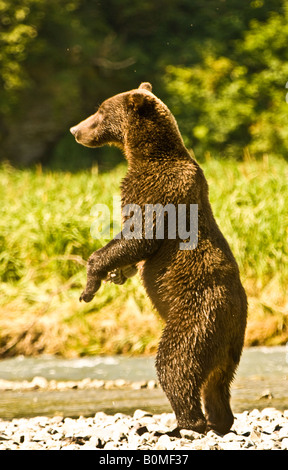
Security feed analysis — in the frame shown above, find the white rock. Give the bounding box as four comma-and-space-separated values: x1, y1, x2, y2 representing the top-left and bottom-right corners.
94, 411, 108, 421
104, 441, 119, 450
206, 430, 222, 440
133, 409, 152, 420
222, 432, 245, 442
127, 433, 140, 449
160, 413, 177, 428
279, 426, 288, 439
31, 376, 48, 389
111, 423, 129, 442
147, 380, 157, 389
139, 416, 157, 427
180, 429, 202, 440
281, 438, 288, 450
31, 430, 49, 442
155, 434, 172, 450
219, 441, 242, 450
248, 409, 260, 418
260, 408, 283, 419
61, 443, 79, 450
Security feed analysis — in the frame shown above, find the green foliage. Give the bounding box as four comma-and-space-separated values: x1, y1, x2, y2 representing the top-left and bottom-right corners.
164, 4, 288, 159
1, 0, 288, 165
0, 0, 94, 117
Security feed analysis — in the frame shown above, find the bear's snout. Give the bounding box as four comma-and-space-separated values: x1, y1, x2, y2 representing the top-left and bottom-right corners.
70, 125, 78, 136
70, 120, 98, 148
70, 125, 83, 143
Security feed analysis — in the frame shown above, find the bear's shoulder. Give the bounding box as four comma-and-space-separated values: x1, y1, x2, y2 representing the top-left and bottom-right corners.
120, 159, 204, 206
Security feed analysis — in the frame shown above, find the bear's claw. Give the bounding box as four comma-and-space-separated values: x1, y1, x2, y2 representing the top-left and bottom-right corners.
79, 291, 95, 303
79, 279, 101, 302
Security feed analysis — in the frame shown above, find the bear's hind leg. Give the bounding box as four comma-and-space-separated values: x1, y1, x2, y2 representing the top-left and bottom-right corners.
156, 358, 207, 433
156, 321, 208, 434
201, 363, 236, 435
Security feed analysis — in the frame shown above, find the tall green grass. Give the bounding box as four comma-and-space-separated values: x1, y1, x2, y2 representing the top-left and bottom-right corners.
0, 155, 287, 356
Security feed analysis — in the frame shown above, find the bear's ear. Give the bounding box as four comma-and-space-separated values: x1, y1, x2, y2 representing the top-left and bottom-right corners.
138, 82, 152, 92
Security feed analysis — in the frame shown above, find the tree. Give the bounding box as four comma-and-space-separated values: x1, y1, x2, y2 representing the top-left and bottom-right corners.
163, 1, 288, 159
0, 0, 287, 166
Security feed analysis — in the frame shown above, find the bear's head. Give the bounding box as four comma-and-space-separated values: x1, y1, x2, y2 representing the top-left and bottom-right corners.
70, 82, 181, 155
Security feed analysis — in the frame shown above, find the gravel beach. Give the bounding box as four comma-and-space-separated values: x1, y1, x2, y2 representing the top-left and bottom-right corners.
0, 408, 287, 450
0, 377, 287, 450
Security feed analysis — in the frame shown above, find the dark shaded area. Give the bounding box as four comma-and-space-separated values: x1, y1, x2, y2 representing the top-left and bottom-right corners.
0, 0, 287, 170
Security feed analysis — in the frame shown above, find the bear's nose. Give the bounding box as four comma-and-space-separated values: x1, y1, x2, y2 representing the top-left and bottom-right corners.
70, 126, 78, 136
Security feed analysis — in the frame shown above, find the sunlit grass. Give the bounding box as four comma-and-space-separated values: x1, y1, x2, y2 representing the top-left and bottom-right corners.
203, 155, 288, 345
0, 155, 287, 356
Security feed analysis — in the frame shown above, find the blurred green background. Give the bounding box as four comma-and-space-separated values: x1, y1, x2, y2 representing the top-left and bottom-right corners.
0, 0, 287, 356
1, 0, 288, 168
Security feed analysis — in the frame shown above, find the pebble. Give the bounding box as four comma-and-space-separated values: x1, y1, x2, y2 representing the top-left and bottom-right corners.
0, 407, 287, 450
0, 378, 158, 391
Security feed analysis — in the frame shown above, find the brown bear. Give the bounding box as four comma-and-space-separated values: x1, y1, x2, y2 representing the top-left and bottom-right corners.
70, 82, 247, 435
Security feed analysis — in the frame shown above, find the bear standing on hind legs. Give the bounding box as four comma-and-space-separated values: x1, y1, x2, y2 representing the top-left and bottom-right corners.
70, 82, 247, 435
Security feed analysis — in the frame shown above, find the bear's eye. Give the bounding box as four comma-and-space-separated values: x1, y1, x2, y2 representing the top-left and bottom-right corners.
97, 107, 105, 118
97, 109, 104, 119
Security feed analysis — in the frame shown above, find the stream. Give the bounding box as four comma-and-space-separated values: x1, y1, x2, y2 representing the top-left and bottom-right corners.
0, 346, 287, 419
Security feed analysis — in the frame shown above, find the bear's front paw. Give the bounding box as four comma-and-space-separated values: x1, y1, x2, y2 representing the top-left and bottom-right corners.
79, 291, 95, 303
79, 279, 101, 303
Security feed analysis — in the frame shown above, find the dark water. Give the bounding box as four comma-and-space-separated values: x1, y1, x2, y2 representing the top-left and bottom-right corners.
0, 347, 287, 419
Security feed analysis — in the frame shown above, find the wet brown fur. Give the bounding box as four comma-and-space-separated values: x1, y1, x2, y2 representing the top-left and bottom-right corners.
70, 83, 247, 434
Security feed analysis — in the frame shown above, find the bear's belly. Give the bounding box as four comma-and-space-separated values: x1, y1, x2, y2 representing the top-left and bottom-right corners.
140, 262, 171, 321
140, 242, 179, 321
